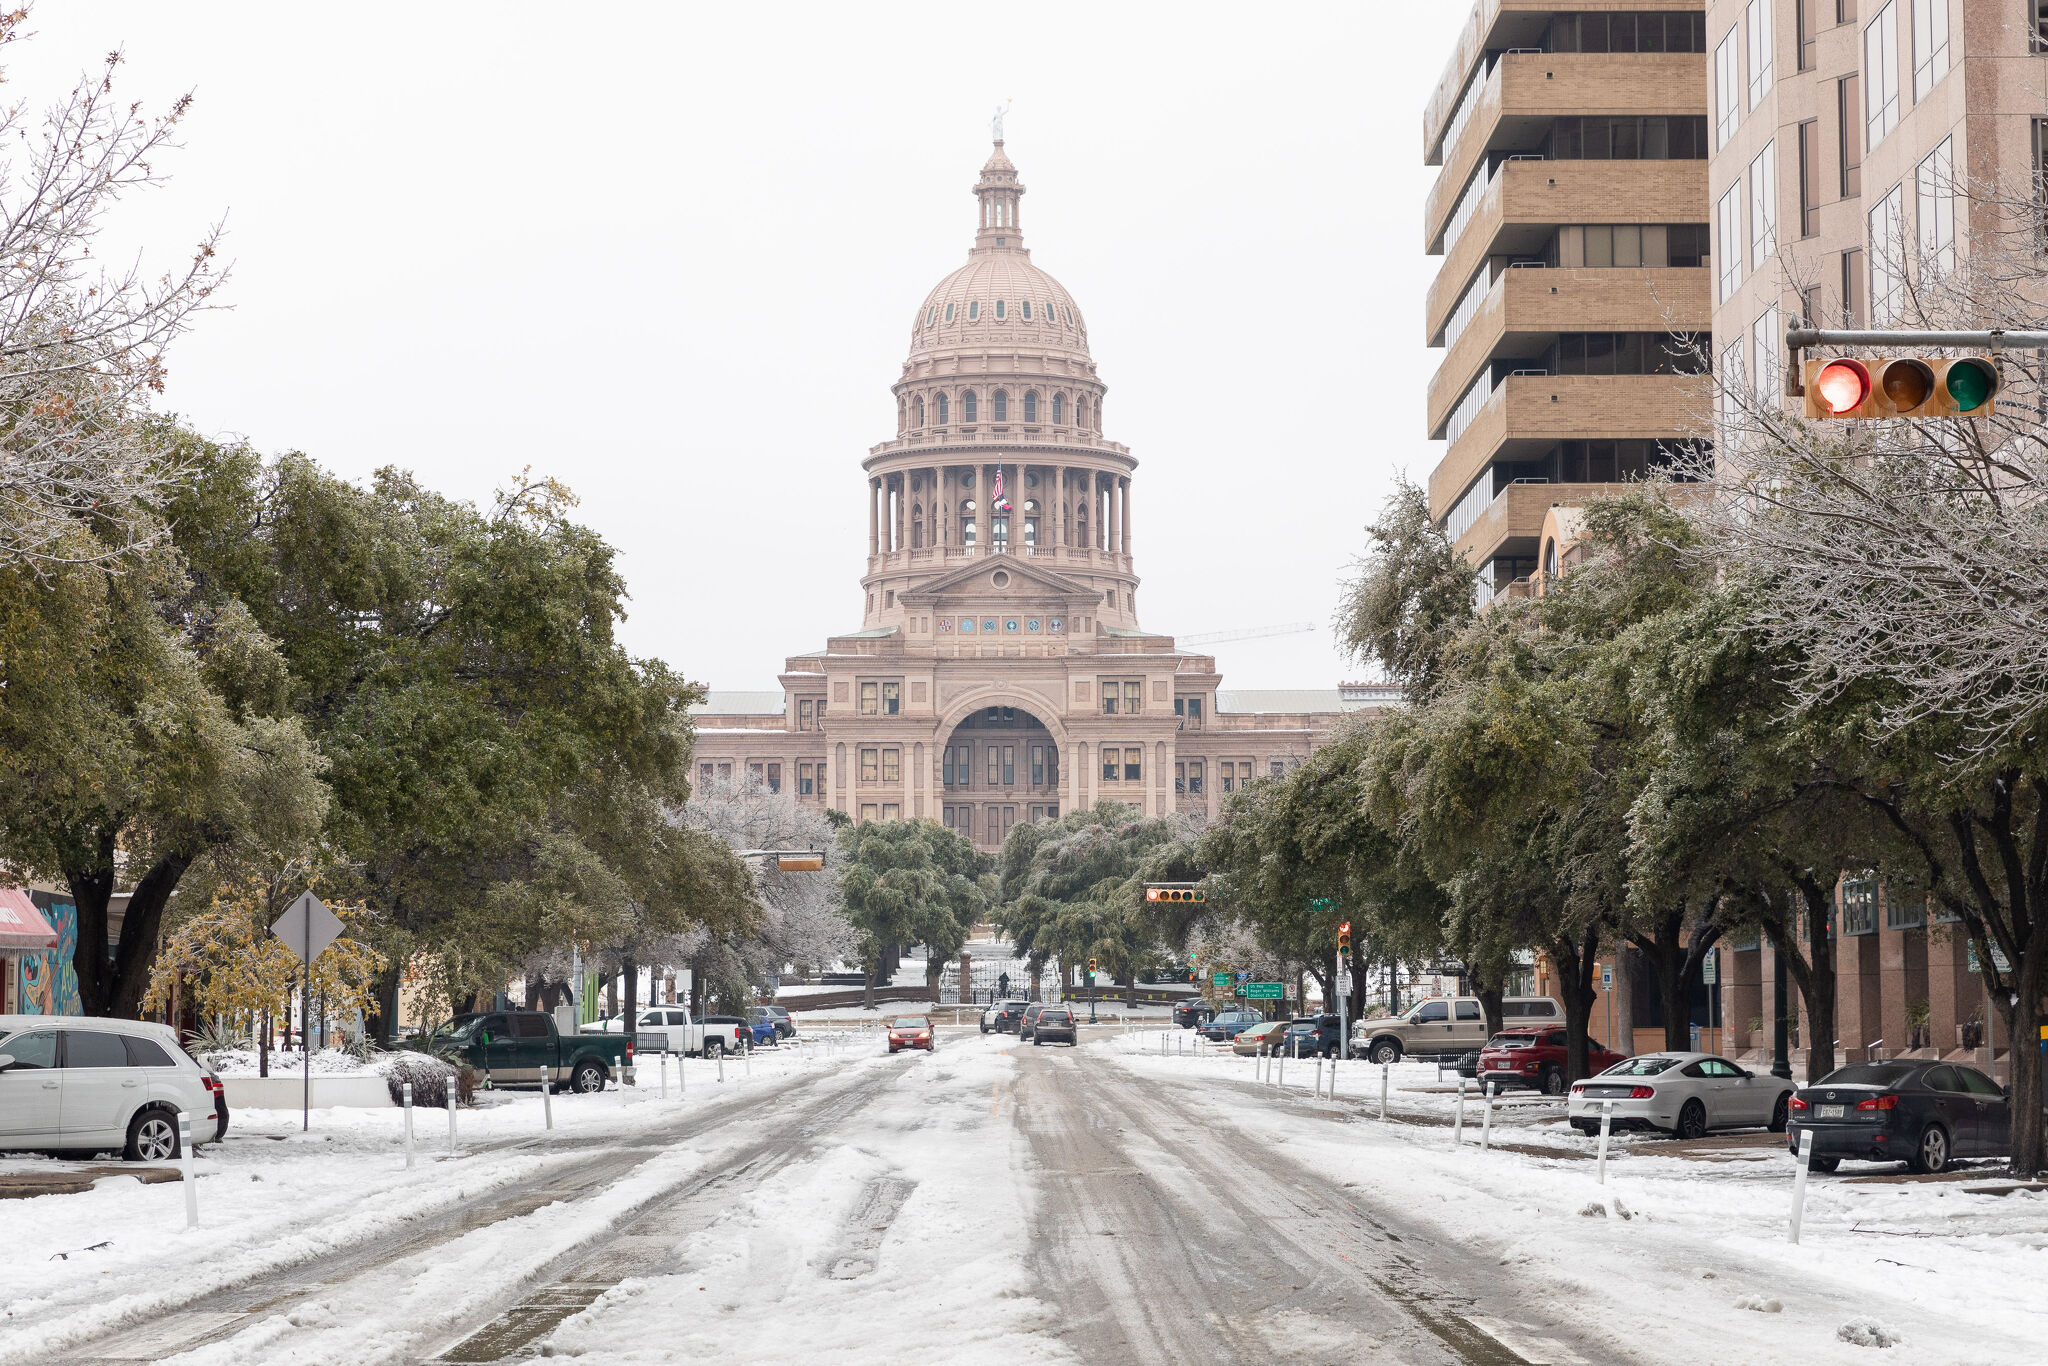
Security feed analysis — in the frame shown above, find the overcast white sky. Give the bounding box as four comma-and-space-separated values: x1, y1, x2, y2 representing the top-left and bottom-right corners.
17, 2, 1470, 692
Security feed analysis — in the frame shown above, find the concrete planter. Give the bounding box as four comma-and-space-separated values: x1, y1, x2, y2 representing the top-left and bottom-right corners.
223, 1074, 393, 1109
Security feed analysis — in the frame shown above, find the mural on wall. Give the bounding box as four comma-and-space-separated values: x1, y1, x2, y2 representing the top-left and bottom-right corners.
18, 900, 80, 1016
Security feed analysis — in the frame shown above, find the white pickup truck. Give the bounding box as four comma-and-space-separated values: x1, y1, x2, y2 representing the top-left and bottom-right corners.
592, 1007, 746, 1058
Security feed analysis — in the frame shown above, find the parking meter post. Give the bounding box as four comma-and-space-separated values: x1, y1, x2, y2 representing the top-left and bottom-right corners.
402, 1081, 414, 1169
1598, 1101, 1613, 1185
1789, 1129, 1816, 1243
446, 1087, 457, 1153
177, 1111, 198, 1228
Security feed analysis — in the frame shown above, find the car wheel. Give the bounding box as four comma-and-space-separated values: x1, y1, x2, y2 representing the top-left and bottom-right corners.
1768, 1093, 1790, 1133
1571, 1120, 1598, 1137
1909, 1123, 1950, 1175
1033, 1038, 1042, 1046
1370, 1041, 1400, 1066
1808, 1154, 1840, 1173
572, 1061, 606, 1094
704, 1040, 724, 1060
1673, 1099, 1708, 1141
125, 1108, 180, 1163
1540, 1067, 1566, 1097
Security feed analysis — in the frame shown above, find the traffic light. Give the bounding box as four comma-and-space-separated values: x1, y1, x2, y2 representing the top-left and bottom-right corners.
1804, 355, 1999, 418
1337, 921, 1351, 954
1146, 884, 1205, 903
1088, 957, 1098, 973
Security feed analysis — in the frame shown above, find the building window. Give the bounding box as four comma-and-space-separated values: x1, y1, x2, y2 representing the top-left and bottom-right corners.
1174, 762, 1186, 794
699, 762, 714, 784
1175, 697, 1204, 729
944, 303, 954, 323
1753, 307, 1782, 405
1840, 877, 1878, 935
1797, 0, 1819, 69
765, 762, 781, 794
2034, 0, 2048, 52
964, 391, 978, 423
1714, 26, 1741, 148
1838, 75, 1862, 198
1841, 247, 1867, 324
1868, 183, 1904, 322
2035, 119, 2048, 243
1052, 393, 1064, 423
1911, 0, 1948, 100
1749, 141, 1777, 271
995, 299, 1005, 319
1102, 749, 1119, 782
1865, 3, 1899, 149
1269, 759, 1287, 777
1101, 682, 1119, 715
717, 763, 732, 780
1545, 13, 1706, 50
882, 682, 900, 715
860, 803, 878, 823
1747, 0, 1774, 108
943, 748, 955, 786
1885, 889, 1926, 930
882, 803, 900, 822
1547, 116, 1707, 160
1797, 120, 1820, 238
1124, 747, 1142, 782
799, 763, 815, 795
880, 748, 899, 783
748, 762, 764, 784
860, 748, 879, 783
1916, 136, 1954, 276
1187, 760, 1204, 794
1003, 746, 1015, 785
937, 392, 950, 423
860, 682, 878, 715
968, 301, 979, 321
1124, 682, 1143, 714
988, 745, 1002, 785
993, 390, 1008, 422
1031, 745, 1046, 786
942, 805, 956, 830
1717, 182, 1743, 303
1024, 391, 1037, 422
1550, 333, 1708, 376
799, 698, 814, 730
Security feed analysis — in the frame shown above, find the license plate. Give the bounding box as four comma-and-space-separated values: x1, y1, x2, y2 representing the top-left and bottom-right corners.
1818, 1104, 1845, 1120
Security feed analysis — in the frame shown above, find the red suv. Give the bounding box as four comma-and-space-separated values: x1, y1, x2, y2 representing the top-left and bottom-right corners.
1477, 1028, 1624, 1096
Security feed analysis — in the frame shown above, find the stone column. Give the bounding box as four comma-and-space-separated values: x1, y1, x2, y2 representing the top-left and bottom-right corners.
1121, 477, 1132, 555
1052, 467, 1063, 550
869, 478, 879, 554
894, 475, 906, 552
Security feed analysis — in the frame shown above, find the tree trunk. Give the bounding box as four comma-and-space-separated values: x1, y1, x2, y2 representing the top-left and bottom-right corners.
1552, 923, 1604, 1081
1761, 875, 1840, 1084
622, 953, 638, 1062
61, 831, 120, 1015
1474, 983, 1504, 1040
1995, 931, 2045, 1176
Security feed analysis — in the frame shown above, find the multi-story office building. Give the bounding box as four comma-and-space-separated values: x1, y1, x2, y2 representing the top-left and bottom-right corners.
1703, 0, 2048, 1074
1422, 2, 1713, 603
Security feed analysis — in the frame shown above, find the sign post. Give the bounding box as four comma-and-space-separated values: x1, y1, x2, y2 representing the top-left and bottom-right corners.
270, 892, 345, 1133
1703, 948, 1719, 1054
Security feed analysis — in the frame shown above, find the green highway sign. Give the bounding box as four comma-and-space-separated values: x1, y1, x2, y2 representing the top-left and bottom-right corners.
1211, 971, 1231, 987
1244, 982, 1284, 999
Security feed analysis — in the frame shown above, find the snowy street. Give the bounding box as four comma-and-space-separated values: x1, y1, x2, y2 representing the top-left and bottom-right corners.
2, 1026, 2044, 1365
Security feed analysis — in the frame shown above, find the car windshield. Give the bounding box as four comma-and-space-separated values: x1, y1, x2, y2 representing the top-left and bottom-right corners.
1492, 1033, 1540, 1048
1601, 1055, 1683, 1076
892, 1017, 929, 1029
1818, 1062, 1919, 1087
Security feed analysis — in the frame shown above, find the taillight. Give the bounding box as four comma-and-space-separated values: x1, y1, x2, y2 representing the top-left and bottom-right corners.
1570, 1083, 1585, 1094
1629, 1086, 1654, 1100
1789, 1095, 1809, 1111
1855, 1094, 1898, 1111
625, 1041, 635, 1059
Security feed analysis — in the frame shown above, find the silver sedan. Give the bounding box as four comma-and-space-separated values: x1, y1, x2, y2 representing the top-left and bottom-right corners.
1567, 1052, 1794, 1140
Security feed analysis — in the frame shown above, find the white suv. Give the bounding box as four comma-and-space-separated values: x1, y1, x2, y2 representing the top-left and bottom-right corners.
0, 1016, 223, 1161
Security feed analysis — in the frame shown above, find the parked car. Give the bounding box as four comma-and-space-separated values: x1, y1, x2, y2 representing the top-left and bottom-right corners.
1787, 1059, 2011, 1174
887, 1015, 936, 1053
1172, 999, 1216, 1030
441, 1010, 635, 1092
600, 1007, 744, 1059
0, 1016, 224, 1161
1479, 1028, 1625, 1096
707, 1013, 776, 1050
1019, 1003, 1048, 1042
1199, 1009, 1265, 1043
757, 1005, 796, 1040
1568, 1052, 1794, 1139
993, 1000, 1032, 1033
1281, 1014, 1343, 1058
1349, 996, 1564, 1064
746, 1007, 786, 1045
1233, 1020, 1290, 1056
1032, 1008, 1078, 1046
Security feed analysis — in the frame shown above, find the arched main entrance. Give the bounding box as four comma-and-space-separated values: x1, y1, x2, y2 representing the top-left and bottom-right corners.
937, 702, 1061, 850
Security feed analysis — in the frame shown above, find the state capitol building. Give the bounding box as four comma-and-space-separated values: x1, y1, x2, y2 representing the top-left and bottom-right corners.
689, 139, 1392, 849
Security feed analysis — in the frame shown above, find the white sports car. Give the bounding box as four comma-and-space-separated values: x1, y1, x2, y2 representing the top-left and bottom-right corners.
1568, 1051, 1794, 1140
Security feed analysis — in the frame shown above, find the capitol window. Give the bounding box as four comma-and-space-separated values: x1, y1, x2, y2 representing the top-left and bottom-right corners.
995, 300, 1005, 319
963, 391, 978, 423
968, 301, 979, 321
1052, 393, 1064, 424
1023, 391, 1038, 422
945, 303, 955, 322
914, 396, 925, 426
937, 392, 949, 423
926, 306, 936, 326
1022, 300, 1031, 319
992, 390, 1007, 422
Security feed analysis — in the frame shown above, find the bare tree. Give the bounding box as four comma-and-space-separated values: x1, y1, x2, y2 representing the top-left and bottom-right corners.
0, 18, 225, 569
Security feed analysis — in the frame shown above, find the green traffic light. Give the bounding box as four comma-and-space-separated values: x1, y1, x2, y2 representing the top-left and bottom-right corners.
1946, 357, 1997, 412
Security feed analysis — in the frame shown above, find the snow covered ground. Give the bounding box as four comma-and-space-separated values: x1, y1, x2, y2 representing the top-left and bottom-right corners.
1104, 1029, 2048, 1365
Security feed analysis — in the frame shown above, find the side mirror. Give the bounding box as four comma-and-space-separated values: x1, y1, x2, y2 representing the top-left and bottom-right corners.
0, 1053, 15, 1072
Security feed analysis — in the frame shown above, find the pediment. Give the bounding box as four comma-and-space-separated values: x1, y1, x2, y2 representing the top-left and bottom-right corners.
900, 556, 1099, 606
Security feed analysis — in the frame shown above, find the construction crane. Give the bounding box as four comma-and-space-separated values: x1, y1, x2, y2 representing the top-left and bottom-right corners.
1178, 622, 1318, 647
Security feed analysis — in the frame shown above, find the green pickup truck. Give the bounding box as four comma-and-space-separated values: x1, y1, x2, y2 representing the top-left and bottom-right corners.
439, 1010, 633, 1093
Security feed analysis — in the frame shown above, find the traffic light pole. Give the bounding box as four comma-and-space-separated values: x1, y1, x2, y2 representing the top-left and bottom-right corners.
1783, 323, 2048, 398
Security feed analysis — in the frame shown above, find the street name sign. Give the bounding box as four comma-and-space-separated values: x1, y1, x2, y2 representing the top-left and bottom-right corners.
1244, 982, 1284, 999
1211, 971, 1231, 987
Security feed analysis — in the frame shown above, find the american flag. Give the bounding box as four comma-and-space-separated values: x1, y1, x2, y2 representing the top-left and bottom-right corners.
993, 465, 1011, 512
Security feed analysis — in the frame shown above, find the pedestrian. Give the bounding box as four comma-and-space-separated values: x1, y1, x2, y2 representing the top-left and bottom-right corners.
998, 971, 1010, 999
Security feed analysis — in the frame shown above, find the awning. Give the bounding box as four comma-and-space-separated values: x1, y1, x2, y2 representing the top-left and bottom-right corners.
0, 888, 58, 951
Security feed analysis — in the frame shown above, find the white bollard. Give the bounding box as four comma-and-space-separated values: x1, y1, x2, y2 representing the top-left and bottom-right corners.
1454, 1078, 1466, 1145
1481, 1081, 1495, 1151
446, 1086, 458, 1153
1381, 1062, 1389, 1121
718, 1052, 725, 1084
659, 1053, 667, 1099
1329, 1058, 1339, 1100
177, 1111, 198, 1228
744, 1047, 752, 1079
542, 1073, 554, 1130
1597, 1101, 1613, 1185
1788, 1128, 1816, 1243
1315, 1057, 1325, 1098
402, 1081, 415, 1168
1277, 1052, 1286, 1088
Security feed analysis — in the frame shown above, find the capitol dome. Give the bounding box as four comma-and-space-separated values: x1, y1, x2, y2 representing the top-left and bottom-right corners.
904, 142, 1093, 369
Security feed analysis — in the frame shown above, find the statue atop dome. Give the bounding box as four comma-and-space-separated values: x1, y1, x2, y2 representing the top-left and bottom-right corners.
990, 100, 1009, 143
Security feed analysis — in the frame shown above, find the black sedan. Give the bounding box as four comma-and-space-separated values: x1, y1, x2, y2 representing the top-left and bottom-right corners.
991, 1000, 1031, 1033
1172, 999, 1215, 1030
1032, 1007, 1078, 1046
1787, 1059, 2011, 1174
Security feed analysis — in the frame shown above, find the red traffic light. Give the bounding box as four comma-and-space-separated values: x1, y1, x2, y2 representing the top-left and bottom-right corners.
1338, 921, 1351, 935
1815, 359, 1870, 414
